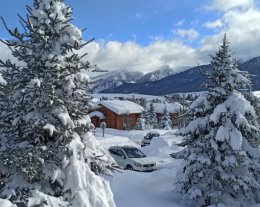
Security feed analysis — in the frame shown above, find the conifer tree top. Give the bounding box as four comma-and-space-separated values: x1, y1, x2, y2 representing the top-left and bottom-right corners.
204, 34, 250, 96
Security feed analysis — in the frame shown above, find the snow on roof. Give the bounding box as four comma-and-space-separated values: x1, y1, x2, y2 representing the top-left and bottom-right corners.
98, 100, 143, 115
91, 98, 101, 103
153, 102, 183, 114
89, 111, 105, 119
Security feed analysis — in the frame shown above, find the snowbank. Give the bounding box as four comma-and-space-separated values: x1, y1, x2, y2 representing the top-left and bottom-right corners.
253, 91, 260, 98
98, 136, 139, 149
142, 137, 169, 157
0, 199, 15, 207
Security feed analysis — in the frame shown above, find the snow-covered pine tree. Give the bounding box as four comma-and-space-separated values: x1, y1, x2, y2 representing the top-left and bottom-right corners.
0, 0, 115, 206
146, 102, 158, 129
139, 98, 147, 109
245, 92, 260, 126
257, 96, 260, 124
159, 106, 172, 130
171, 35, 260, 206
139, 99, 150, 129
135, 111, 147, 130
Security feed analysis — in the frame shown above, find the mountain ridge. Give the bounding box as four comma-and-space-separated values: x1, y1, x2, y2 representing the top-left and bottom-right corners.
90, 65, 187, 93
100, 57, 260, 95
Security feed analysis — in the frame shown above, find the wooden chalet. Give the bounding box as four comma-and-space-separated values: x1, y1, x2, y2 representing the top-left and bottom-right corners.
90, 100, 143, 130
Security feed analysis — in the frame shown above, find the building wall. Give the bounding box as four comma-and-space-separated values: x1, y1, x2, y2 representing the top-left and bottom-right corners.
100, 107, 117, 128
90, 106, 140, 130
119, 114, 139, 130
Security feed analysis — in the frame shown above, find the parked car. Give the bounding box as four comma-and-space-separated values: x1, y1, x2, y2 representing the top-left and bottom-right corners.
141, 131, 160, 147
108, 146, 156, 172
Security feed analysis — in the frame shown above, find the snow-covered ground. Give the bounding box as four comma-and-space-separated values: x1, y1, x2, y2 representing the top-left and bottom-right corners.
0, 199, 13, 207
95, 128, 185, 207
91, 93, 166, 102
254, 90, 260, 97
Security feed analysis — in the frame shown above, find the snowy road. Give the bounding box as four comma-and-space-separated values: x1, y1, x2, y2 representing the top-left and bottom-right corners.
110, 163, 183, 207
96, 128, 185, 207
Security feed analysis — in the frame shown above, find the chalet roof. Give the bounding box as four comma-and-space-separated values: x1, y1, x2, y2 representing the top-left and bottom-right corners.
98, 100, 143, 115
89, 111, 105, 119
153, 102, 183, 114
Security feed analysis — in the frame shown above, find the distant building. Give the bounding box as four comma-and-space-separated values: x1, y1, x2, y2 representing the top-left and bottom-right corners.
153, 102, 185, 126
90, 100, 143, 130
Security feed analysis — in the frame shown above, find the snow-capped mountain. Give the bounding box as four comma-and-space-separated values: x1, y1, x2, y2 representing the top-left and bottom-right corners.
101, 56, 260, 95
90, 66, 191, 93
90, 69, 144, 93
136, 65, 192, 83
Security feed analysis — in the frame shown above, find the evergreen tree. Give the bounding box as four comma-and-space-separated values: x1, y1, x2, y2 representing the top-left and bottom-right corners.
135, 111, 147, 130
245, 92, 260, 126
140, 99, 150, 129
0, 0, 115, 206
139, 98, 147, 108
171, 35, 260, 206
146, 102, 158, 129
159, 106, 173, 130
257, 97, 260, 124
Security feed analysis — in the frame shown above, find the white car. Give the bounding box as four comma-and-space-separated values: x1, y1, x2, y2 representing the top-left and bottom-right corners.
141, 131, 160, 147
108, 146, 156, 172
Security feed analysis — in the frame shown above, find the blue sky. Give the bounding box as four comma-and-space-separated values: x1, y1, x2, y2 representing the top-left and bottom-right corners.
0, 0, 218, 46
0, 0, 260, 73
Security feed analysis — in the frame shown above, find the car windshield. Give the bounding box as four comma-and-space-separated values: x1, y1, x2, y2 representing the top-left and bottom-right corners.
124, 148, 146, 158
145, 133, 159, 140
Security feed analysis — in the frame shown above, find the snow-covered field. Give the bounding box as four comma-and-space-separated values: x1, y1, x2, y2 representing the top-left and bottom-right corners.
92, 93, 166, 101
95, 128, 185, 207
93, 91, 260, 101
254, 91, 260, 97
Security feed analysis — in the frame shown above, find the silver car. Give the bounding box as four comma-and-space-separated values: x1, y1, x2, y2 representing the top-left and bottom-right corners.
108, 146, 156, 172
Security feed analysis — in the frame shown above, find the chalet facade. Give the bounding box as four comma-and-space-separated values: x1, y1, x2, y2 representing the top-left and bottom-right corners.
90, 100, 143, 130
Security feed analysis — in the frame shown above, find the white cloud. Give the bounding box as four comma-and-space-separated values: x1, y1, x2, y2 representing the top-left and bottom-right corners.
203, 19, 223, 29
190, 19, 200, 27
173, 29, 199, 41
84, 40, 199, 73
0, 41, 12, 62
207, 0, 254, 11
0, 38, 199, 74
176, 19, 185, 27
88, 0, 260, 73
0, 41, 15, 83
200, 1, 260, 62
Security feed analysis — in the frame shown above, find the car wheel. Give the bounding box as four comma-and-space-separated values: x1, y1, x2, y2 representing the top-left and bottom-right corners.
125, 164, 133, 170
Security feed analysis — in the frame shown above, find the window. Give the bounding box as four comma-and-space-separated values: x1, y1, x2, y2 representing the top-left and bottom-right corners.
123, 148, 146, 158
109, 148, 117, 155
116, 150, 125, 158
145, 133, 159, 140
